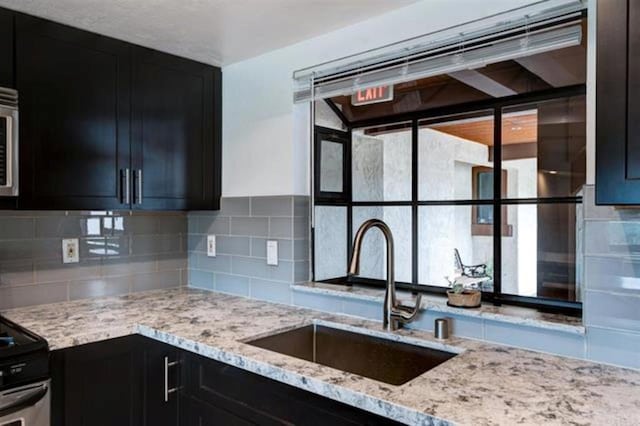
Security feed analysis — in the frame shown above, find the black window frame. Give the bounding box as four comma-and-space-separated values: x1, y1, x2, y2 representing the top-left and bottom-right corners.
313, 84, 586, 316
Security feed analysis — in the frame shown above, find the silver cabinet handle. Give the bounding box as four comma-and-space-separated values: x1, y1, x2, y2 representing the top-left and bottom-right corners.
120, 168, 130, 204
163, 356, 179, 403
133, 169, 143, 205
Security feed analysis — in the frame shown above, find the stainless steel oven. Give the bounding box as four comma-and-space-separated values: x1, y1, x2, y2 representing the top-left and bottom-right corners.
0, 380, 50, 426
0, 87, 18, 197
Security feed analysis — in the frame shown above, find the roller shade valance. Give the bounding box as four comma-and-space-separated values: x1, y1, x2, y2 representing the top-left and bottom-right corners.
293, 0, 586, 104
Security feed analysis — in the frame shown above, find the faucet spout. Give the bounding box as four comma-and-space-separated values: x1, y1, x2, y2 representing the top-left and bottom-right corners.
348, 219, 422, 331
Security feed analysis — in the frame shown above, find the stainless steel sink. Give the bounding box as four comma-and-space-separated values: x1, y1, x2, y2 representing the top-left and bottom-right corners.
246, 324, 457, 385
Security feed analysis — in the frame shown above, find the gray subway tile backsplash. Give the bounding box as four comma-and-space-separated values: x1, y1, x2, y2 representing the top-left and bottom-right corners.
586, 326, 640, 369
188, 196, 311, 299
215, 273, 250, 296
0, 218, 35, 239
195, 253, 232, 273
251, 196, 293, 217
230, 217, 269, 237
484, 320, 585, 358
0, 211, 187, 309
584, 255, 640, 294
189, 269, 214, 290
268, 217, 293, 238
216, 236, 251, 256
249, 278, 291, 304
584, 290, 640, 332
219, 197, 251, 217
0, 281, 68, 310
231, 256, 293, 282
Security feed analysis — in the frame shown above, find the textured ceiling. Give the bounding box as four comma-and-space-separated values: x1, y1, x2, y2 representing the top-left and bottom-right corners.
0, 0, 418, 65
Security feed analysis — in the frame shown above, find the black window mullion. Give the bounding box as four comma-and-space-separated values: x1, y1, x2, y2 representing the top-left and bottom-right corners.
346, 129, 353, 278
492, 108, 502, 304
411, 119, 419, 285
313, 93, 584, 314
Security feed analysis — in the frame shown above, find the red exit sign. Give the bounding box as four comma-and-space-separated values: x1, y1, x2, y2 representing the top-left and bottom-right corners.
351, 85, 394, 106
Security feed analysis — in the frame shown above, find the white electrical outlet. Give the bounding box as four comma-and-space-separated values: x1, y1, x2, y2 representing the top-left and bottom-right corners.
267, 240, 278, 266
62, 238, 79, 264
207, 235, 217, 257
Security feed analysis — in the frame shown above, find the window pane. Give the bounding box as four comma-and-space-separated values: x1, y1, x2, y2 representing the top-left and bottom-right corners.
418, 111, 495, 201
419, 205, 493, 290
352, 123, 412, 201
352, 206, 412, 283
319, 140, 343, 192
501, 203, 578, 301
314, 206, 347, 280
502, 95, 586, 199
315, 100, 346, 131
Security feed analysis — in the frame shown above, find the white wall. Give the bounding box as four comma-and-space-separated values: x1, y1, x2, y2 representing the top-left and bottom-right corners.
221, 0, 545, 197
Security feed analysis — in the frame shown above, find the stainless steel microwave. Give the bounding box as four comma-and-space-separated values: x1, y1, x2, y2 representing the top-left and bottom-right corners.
0, 87, 18, 196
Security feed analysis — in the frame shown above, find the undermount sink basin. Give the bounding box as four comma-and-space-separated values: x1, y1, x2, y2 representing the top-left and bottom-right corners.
247, 323, 457, 385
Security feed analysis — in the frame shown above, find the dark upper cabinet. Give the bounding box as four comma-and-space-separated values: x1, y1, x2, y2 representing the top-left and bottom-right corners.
8, 7, 221, 211
0, 8, 13, 88
596, 0, 640, 204
16, 14, 131, 210
131, 47, 221, 211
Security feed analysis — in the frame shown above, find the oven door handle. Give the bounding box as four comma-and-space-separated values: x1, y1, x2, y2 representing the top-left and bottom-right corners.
0, 383, 48, 418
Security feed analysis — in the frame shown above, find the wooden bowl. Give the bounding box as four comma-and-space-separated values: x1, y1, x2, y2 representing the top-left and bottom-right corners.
447, 289, 481, 308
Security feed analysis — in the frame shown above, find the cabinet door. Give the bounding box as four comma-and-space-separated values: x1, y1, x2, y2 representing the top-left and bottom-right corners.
0, 7, 13, 88
627, 0, 640, 181
142, 337, 180, 426
184, 351, 401, 425
132, 47, 221, 211
179, 394, 259, 426
53, 336, 143, 426
16, 15, 131, 210
596, 0, 640, 204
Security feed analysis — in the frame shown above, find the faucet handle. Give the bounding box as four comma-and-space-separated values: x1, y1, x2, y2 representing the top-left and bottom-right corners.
394, 294, 422, 322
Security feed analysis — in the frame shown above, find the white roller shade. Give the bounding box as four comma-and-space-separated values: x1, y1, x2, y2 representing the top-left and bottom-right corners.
293, 0, 586, 104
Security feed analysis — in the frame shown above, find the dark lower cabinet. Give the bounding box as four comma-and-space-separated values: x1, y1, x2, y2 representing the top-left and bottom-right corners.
51, 336, 143, 426
179, 394, 262, 426
596, 0, 640, 204
141, 337, 180, 426
183, 351, 401, 426
52, 336, 401, 426
0, 8, 13, 88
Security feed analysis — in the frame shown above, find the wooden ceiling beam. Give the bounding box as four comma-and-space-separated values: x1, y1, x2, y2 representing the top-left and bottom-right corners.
448, 69, 518, 97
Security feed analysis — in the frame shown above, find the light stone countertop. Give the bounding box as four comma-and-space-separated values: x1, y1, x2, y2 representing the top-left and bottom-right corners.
3, 287, 639, 426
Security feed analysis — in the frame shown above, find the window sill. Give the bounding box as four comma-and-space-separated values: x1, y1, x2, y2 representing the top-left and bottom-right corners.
291, 282, 585, 335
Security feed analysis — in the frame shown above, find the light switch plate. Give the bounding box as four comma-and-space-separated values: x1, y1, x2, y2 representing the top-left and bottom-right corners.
267, 240, 278, 266
207, 235, 216, 257
62, 238, 79, 264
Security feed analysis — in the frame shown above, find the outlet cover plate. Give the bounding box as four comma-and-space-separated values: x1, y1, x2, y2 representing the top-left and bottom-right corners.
62, 238, 79, 264
207, 235, 216, 257
267, 240, 278, 266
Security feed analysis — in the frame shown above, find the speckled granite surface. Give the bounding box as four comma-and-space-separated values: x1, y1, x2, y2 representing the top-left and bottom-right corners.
294, 282, 585, 334
3, 288, 639, 426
